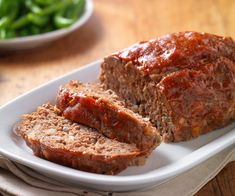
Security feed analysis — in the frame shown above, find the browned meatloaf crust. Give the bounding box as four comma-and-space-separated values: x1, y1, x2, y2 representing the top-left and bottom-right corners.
100, 31, 235, 142
16, 103, 141, 175
56, 81, 161, 155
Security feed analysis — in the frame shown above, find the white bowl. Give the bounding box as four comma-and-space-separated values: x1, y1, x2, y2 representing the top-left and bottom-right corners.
0, 0, 93, 50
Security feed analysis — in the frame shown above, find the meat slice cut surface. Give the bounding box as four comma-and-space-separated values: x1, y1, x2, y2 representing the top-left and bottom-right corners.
16, 103, 141, 175
56, 81, 161, 155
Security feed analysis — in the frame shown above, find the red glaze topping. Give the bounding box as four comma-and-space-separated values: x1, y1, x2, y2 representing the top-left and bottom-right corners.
56, 83, 158, 151
114, 31, 235, 75
157, 57, 235, 136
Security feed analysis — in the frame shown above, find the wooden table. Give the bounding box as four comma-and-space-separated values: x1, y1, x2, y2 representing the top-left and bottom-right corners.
0, 0, 234, 195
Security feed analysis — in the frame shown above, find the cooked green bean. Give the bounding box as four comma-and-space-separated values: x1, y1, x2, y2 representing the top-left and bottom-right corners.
34, 0, 55, 6
54, 0, 85, 28
28, 14, 49, 26
0, 0, 19, 28
0, 28, 16, 39
25, 0, 42, 14
0, 0, 86, 39
0, 17, 11, 28
11, 16, 29, 29
38, 0, 72, 15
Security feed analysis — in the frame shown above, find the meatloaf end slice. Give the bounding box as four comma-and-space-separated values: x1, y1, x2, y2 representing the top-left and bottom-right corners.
157, 58, 235, 141
100, 31, 235, 142
16, 103, 141, 175
56, 81, 161, 155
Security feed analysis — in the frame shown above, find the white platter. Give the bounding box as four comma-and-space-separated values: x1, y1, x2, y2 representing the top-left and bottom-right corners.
0, 60, 235, 192
0, 0, 93, 50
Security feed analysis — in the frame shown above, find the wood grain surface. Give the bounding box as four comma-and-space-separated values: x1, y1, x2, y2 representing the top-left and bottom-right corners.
0, 0, 234, 195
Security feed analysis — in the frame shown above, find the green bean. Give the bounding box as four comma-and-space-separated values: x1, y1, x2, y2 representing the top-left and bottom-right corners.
25, 0, 42, 14
12, 13, 49, 29
54, 0, 85, 28
0, 29, 6, 39
38, 0, 72, 15
70, 0, 85, 19
0, 0, 19, 28
54, 10, 74, 29
0, 0, 86, 39
0, 28, 16, 39
11, 16, 29, 29
0, 0, 11, 17
33, 0, 55, 6
0, 17, 10, 28
27, 14, 49, 26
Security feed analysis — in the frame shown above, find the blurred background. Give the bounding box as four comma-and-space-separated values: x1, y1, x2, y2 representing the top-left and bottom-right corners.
0, 0, 234, 195
0, 0, 234, 104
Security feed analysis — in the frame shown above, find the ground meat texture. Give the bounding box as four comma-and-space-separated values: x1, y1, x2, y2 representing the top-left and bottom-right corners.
56, 81, 161, 155
16, 104, 141, 175
99, 31, 235, 142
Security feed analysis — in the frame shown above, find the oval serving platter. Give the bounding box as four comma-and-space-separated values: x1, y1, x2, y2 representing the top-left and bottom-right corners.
0, 60, 235, 192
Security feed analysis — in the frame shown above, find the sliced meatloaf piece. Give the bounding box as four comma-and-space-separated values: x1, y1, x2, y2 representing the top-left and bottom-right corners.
16, 103, 141, 175
100, 31, 235, 142
56, 81, 161, 155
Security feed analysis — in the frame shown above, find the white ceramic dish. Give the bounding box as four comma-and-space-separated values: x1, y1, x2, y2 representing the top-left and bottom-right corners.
0, 60, 235, 192
0, 0, 93, 50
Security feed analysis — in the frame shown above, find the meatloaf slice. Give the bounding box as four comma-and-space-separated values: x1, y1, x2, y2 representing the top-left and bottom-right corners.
56, 81, 161, 155
100, 31, 235, 142
16, 103, 141, 175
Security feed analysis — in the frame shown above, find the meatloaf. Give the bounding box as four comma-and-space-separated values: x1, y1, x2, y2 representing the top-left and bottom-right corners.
100, 31, 235, 142
56, 81, 161, 155
16, 103, 142, 175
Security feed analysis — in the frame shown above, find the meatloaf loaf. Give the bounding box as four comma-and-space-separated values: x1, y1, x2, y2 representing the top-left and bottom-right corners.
100, 31, 235, 142
56, 81, 161, 155
16, 103, 142, 175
